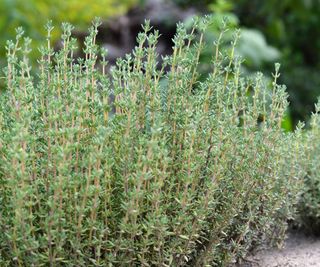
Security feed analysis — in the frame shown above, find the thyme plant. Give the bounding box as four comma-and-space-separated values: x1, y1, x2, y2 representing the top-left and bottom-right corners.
0, 17, 302, 266
296, 101, 320, 235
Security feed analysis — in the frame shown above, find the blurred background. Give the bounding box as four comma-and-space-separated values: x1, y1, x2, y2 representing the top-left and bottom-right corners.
1, 0, 319, 129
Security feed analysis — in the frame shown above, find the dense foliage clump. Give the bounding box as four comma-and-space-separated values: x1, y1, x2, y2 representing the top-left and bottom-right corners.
0, 18, 304, 266
296, 101, 320, 235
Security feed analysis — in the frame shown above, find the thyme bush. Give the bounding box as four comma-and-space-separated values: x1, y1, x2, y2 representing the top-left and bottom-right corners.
0, 18, 303, 266
296, 101, 320, 235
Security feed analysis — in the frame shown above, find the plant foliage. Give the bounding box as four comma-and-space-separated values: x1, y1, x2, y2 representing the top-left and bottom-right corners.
296, 100, 320, 235
0, 17, 303, 266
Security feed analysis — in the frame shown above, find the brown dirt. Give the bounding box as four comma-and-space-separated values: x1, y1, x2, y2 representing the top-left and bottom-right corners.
238, 232, 320, 267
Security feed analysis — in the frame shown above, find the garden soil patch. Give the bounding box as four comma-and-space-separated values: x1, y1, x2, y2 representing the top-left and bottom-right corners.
239, 232, 320, 267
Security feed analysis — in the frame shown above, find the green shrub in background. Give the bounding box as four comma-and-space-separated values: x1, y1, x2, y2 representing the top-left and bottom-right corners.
197, 3, 280, 70
0, 17, 303, 266
296, 101, 320, 235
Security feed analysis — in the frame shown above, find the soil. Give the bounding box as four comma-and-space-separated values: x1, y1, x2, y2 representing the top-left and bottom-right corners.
238, 231, 320, 267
